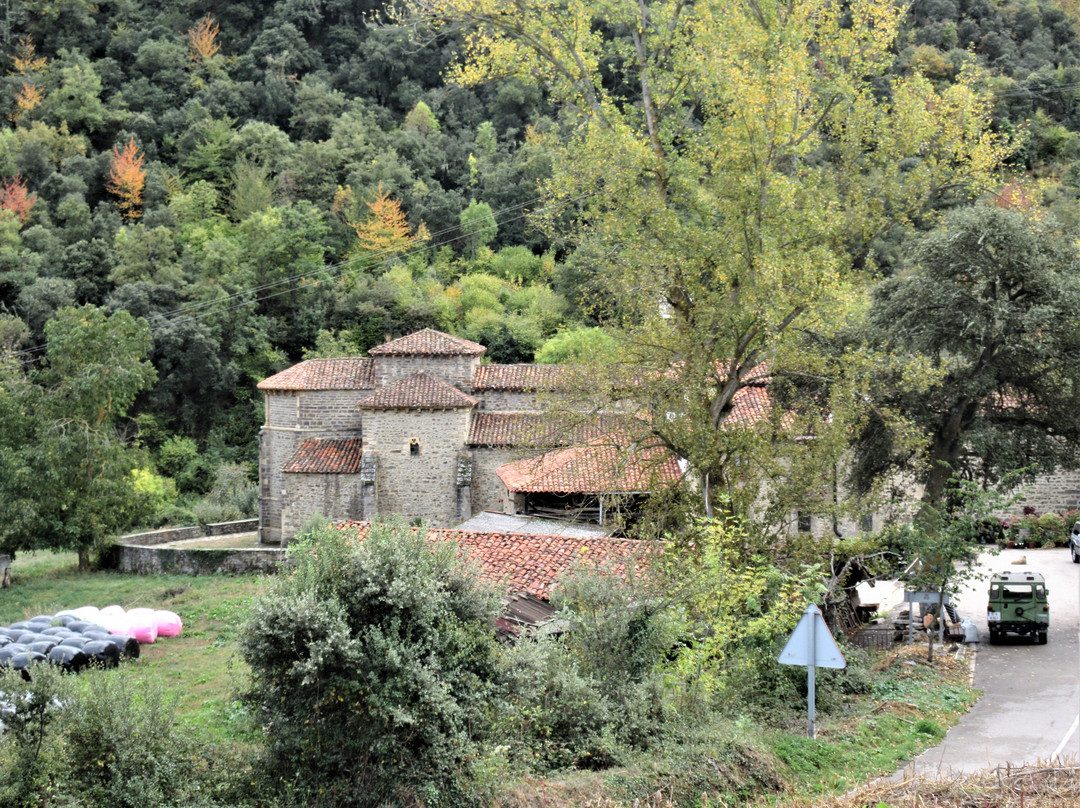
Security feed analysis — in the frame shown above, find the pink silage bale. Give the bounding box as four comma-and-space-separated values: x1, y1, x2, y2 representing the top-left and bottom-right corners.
97, 612, 131, 636
99, 604, 126, 618
126, 608, 158, 644
153, 610, 183, 638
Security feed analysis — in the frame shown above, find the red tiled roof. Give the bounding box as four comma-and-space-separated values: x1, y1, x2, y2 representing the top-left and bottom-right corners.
496, 435, 682, 494
336, 521, 657, 599
368, 328, 486, 357
727, 384, 772, 425
257, 358, 375, 391
473, 364, 573, 391
356, 372, 478, 410
435, 530, 656, 599
468, 412, 634, 447
283, 437, 364, 474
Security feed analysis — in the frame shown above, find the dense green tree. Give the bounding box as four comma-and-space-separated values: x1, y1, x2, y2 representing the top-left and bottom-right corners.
854, 204, 1080, 511
0, 304, 156, 568
407, 0, 1007, 530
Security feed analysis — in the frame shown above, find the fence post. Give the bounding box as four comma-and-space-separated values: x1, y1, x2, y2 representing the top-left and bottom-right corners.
0, 554, 10, 588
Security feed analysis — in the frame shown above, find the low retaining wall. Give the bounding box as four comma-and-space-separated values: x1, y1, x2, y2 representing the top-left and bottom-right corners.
108, 520, 283, 575
118, 519, 259, 547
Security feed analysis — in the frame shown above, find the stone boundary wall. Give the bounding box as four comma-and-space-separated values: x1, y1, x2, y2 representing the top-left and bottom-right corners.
108, 519, 280, 575
118, 519, 259, 547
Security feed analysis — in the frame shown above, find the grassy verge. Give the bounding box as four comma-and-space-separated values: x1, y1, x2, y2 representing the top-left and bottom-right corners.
0, 549, 267, 742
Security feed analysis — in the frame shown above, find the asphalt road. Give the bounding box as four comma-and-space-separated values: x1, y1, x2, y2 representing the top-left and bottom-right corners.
903, 546, 1080, 774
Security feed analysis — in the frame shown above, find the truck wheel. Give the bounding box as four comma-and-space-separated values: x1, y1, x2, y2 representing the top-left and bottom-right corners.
1038, 632, 1047, 645
1073, 544, 1080, 563
988, 629, 998, 644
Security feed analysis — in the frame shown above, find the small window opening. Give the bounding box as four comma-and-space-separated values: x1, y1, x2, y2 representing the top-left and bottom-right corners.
797, 512, 811, 532
409, 438, 420, 457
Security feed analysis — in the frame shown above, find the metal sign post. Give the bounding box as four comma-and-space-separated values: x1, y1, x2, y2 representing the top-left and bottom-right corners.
779, 604, 846, 738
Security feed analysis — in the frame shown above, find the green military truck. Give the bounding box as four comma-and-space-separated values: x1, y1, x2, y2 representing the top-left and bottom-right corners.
987, 571, 1049, 644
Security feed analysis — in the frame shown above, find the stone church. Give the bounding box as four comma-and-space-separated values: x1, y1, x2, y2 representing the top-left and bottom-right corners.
256, 328, 684, 545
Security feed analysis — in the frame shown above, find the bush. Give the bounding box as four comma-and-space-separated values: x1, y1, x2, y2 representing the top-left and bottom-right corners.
1036, 512, 1065, 547
494, 560, 681, 770
192, 463, 257, 523
0, 666, 231, 808
239, 519, 502, 807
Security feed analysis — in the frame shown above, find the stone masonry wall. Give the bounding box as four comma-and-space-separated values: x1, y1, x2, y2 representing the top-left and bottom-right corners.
471, 447, 521, 514
1010, 469, 1080, 515
297, 390, 365, 431
266, 392, 298, 428
109, 545, 283, 575
364, 409, 472, 525
259, 426, 301, 545
282, 473, 368, 537
375, 355, 480, 391
474, 392, 549, 411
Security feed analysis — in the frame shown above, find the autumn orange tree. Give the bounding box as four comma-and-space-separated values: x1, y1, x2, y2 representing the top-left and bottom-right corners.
0, 175, 37, 225
106, 137, 147, 219
404, 0, 1009, 533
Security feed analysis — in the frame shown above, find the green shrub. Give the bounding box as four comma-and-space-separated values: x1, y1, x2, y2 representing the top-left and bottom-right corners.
239, 519, 502, 807
0, 664, 70, 808
192, 463, 257, 523
0, 666, 231, 808
1036, 512, 1065, 547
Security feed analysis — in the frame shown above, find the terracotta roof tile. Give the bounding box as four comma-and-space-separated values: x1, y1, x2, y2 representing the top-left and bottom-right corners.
468, 413, 633, 447
496, 435, 682, 494
368, 328, 486, 357
357, 372, 478, 410
336, 521, 657, 599
727, 384, 772, 425
473, 364, 572, 391
258, 358, 375, 391
283, 437, 364, 474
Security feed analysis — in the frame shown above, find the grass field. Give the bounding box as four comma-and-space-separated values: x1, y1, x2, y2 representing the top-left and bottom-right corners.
0, 549, 268, 741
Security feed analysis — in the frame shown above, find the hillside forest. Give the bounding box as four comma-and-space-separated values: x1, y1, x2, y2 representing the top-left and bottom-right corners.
3, 2, 1080, 807
1, 0, 1080, 548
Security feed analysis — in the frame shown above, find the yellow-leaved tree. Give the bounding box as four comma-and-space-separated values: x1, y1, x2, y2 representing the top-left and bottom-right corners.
403, 0, 1009, 533
343, 184, 429, 263
106, 137, 146, 219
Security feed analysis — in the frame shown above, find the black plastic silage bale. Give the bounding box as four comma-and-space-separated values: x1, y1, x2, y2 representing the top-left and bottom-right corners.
27, 641, 56, 655
10, 652, 48, 671
15, 632, 52, 645
48, 645, 89, 673
56, 636, 91, 650
64, 621, 100, 634
7, 621, 33, 631
0, 628, 20, 641
83, 632, 140, 660
82, 641, 121, 668
39, 627, 77, 638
